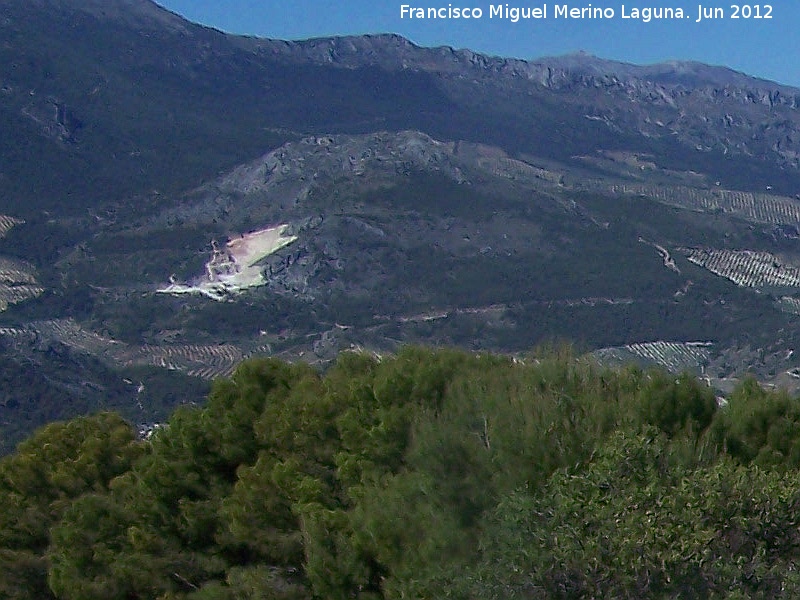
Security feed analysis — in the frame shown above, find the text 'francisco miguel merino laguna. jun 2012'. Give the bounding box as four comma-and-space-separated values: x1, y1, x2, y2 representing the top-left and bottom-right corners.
399, 4, 774, 23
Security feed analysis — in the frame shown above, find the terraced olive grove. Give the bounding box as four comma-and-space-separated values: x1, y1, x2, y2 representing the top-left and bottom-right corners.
604, 183, 800, 226
595, 341, 714, 372
683, 249, 800, 288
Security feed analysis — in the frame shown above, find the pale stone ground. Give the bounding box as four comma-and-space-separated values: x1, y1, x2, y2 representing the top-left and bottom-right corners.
158, 224, 297, 300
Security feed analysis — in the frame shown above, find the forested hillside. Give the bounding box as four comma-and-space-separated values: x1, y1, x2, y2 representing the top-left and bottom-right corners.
3, 346, 800, 599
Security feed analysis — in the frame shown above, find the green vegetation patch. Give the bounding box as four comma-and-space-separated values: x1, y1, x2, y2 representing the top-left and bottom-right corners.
2, 346, 800, 598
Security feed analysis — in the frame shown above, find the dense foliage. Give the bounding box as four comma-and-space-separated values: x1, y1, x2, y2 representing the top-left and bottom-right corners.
3, 346, 800, 598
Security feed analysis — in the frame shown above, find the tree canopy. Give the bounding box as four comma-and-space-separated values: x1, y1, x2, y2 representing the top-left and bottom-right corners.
2, 346, 800, 598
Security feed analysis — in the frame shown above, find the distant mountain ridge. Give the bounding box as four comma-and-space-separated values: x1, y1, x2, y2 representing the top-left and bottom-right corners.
257, 32, 793, 91
2, 0, 799, 217
1, 0, 190, 29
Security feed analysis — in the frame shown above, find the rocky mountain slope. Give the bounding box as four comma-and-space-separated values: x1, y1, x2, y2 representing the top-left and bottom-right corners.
2, 0, 800, 448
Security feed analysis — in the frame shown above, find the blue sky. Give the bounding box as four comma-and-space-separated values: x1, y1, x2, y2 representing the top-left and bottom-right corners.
155, 1, 800, 87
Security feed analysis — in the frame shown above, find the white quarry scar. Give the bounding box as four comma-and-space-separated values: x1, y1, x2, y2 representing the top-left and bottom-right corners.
157, 224, 298, 300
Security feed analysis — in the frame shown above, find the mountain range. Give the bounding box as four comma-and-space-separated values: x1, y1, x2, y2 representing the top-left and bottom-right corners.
2, 0, 800, 449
